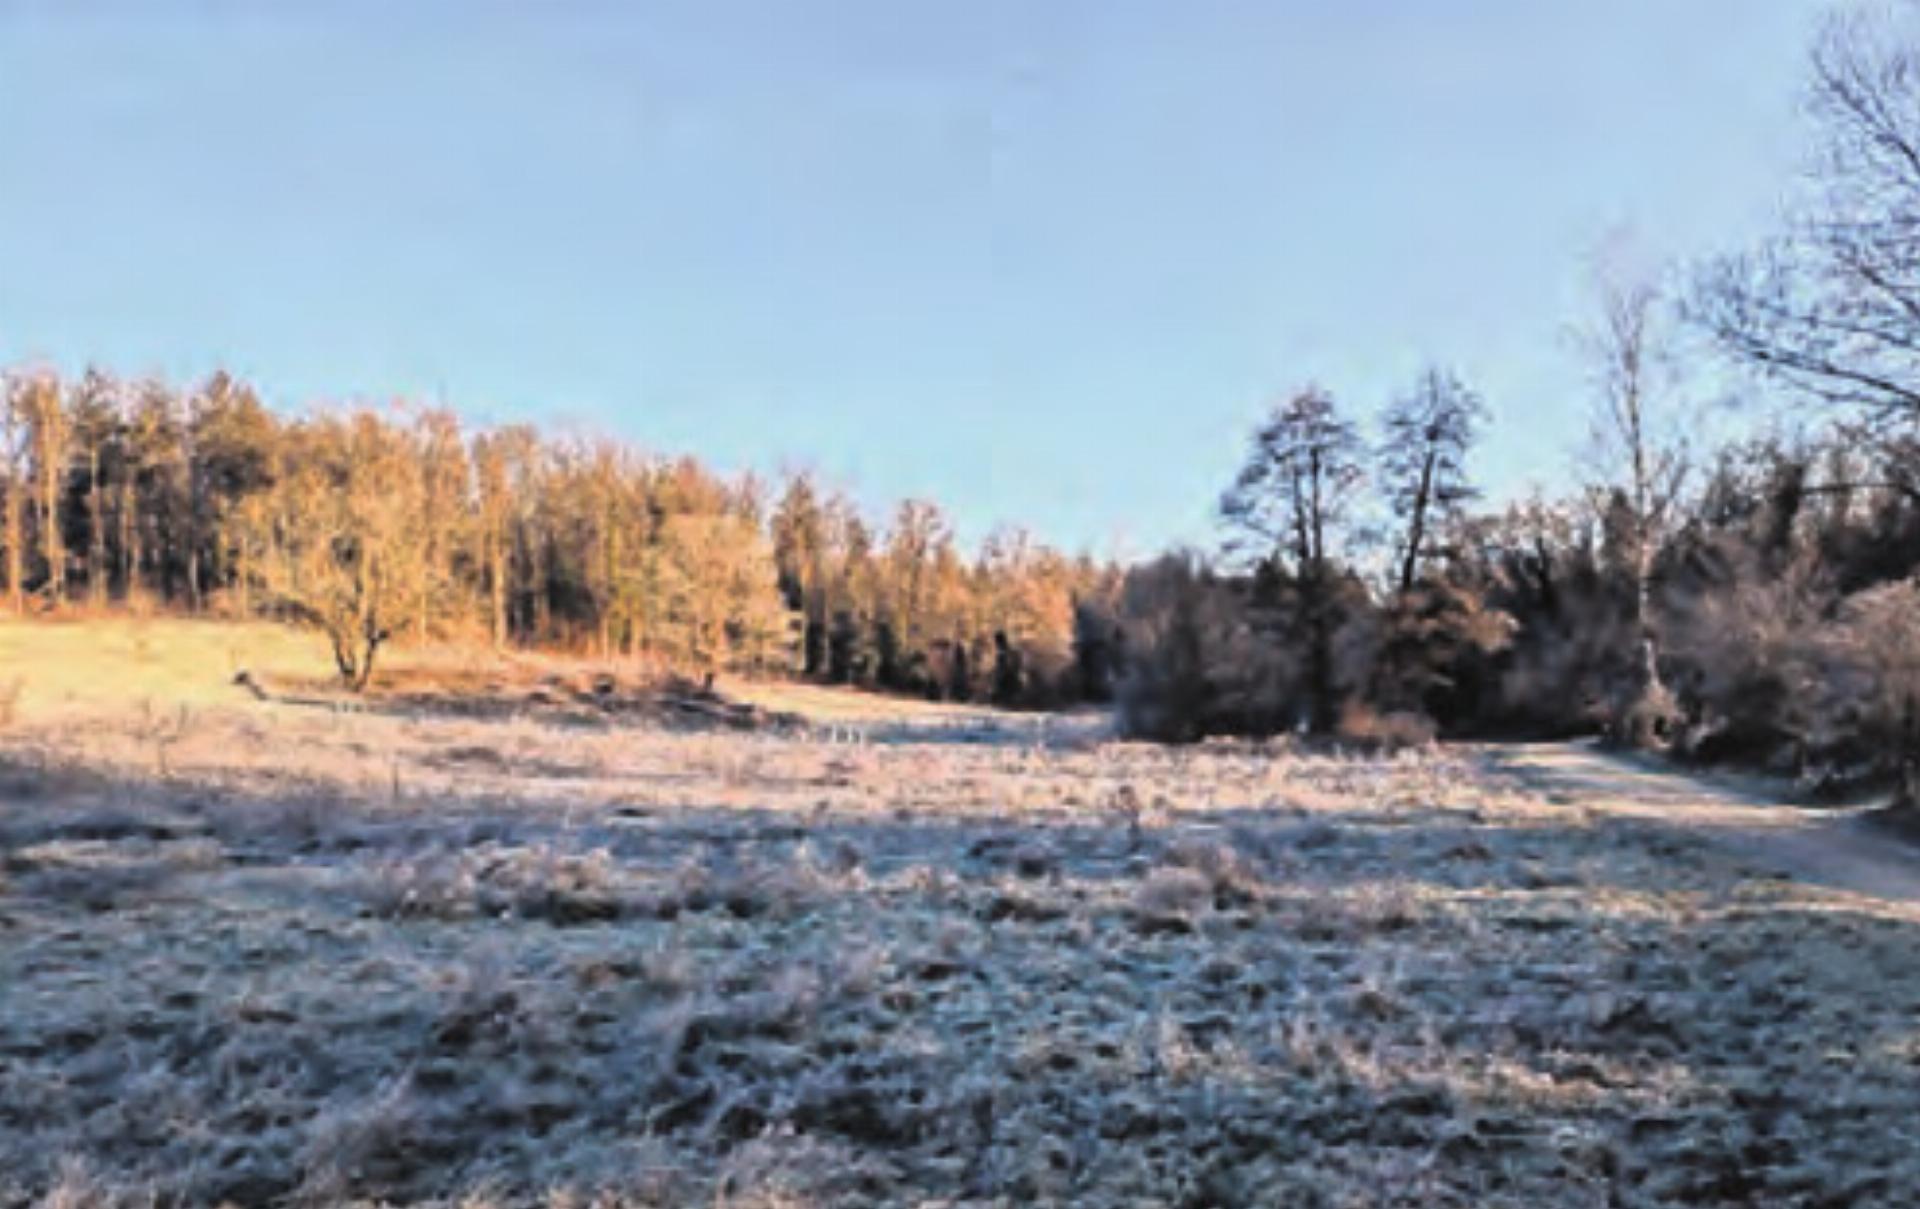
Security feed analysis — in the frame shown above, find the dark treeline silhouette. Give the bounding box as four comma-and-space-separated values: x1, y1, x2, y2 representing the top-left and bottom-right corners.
1110, 8, 1920, 811
1115, 401, 1920, 802
0, 373, 1119, 703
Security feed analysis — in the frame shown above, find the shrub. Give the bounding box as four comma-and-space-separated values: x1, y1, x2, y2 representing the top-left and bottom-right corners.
1113, 555, 1301, 742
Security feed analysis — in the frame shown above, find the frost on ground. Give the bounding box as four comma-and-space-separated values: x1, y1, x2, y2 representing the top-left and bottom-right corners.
1, 697, 1918, 1208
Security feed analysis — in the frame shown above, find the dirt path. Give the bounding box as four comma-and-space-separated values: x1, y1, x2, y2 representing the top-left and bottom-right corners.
1486, 740, 1920, 910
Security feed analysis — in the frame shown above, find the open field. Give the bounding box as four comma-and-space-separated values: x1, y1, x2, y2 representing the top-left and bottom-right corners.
2, 622, 1919, 1206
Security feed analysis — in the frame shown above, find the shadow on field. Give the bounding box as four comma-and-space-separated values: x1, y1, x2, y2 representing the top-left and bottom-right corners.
2, 747, 1918, 1206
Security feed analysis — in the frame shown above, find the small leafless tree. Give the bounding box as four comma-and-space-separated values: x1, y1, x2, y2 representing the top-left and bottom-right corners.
268, 414, 427, 693
1584, 266, 1688, 747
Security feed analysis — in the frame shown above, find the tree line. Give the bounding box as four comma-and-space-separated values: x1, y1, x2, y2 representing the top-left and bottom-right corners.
8, 6, 1920, 811
1111, 7, 1920, 812
0, 372, 1119, 703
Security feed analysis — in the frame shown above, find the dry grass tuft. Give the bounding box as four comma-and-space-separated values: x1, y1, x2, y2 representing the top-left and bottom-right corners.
360, 843, 625, 923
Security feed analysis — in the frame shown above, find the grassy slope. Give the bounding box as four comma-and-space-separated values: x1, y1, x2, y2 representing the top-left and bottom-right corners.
0, 616, 337, 720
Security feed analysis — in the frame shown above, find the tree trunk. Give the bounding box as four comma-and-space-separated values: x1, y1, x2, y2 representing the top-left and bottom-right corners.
1305, 448, 1336, 734
353, 633, 382, 692
120, 479, 142, 604
2, 478, 21, 615
39, 444, 62, 603
1306, 566, 1336, 735
1399, 448, 1436, 595
532, 536, 550, 639
87, 445, 106, 610
117, 475, 135, 599
488, 528, 507, 649
235, 536, 250, 618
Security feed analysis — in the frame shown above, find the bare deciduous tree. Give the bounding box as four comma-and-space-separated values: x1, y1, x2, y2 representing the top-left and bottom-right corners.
267, 415, 427, 691
1221, 388, 1365, 574
12, 372, 68, 603
1584, 268, 1687, 746
471, 428, 516, 649
1380, 367, 1487, 595
1220, 387, 1365, 732
1693, 7, 1920, 465
68, 368, 119, 611
0, 382, 25, 614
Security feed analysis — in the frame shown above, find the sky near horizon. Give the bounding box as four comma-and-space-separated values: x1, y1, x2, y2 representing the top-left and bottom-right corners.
0, 1, 1830, 556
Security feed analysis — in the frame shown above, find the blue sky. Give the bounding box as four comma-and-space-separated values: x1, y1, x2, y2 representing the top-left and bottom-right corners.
0, 1, 1828, 555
